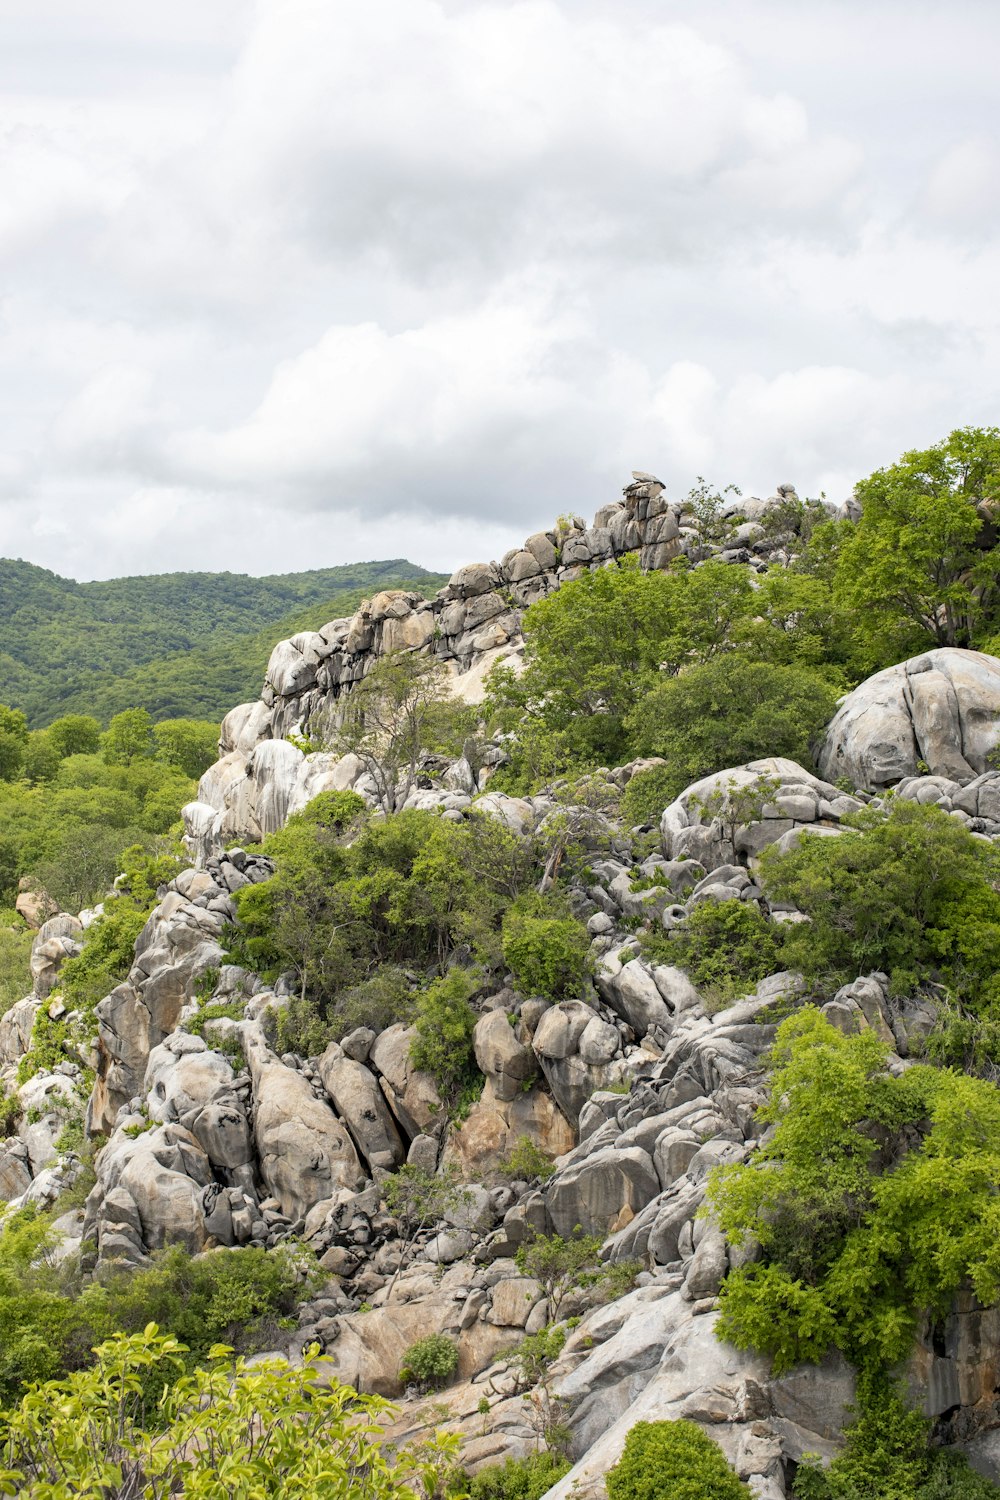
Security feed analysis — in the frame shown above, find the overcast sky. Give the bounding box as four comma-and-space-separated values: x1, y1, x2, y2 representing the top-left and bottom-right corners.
0, 0, 997, 581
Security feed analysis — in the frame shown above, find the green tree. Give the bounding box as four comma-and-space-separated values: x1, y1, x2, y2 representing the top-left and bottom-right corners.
410, 967, 482, 1104
646, 898, 781, 1006
760, 799, 1000, 1005
21, 732, 60, 784
101, 708, 155, 766
501, 895, 591, 1002
0, 1324, 460, 1499
46, 715, 101, 758
326, 652, 450, 815
0, 706, 28, 783
836, 426, 1000, 652
709, 1009, 1000, 1374
485, 558, 755, 780
152, 718, 219, 779
627, 656, 839, 802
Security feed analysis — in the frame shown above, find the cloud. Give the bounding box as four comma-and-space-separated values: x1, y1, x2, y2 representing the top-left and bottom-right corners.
210, 0, 860, 276
0, 1, 996, 582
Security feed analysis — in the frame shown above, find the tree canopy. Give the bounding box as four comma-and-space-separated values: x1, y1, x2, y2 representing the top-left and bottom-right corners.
835, 425, 1000, 655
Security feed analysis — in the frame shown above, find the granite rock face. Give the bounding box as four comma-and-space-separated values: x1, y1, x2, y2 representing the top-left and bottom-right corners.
818, 649, 1000, 790
184, 476, 833, 857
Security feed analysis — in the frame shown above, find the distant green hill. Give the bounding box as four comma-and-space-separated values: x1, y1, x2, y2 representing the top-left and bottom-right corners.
0, 559, 448, 726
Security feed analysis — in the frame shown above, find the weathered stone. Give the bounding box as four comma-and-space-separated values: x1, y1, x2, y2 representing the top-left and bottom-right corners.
546, 1145, 660, 1237
818, 649, 1000, 789
318, 1045, 405, 1171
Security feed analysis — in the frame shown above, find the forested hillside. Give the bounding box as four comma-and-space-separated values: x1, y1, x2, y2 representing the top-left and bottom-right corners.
0, 559, 446, 725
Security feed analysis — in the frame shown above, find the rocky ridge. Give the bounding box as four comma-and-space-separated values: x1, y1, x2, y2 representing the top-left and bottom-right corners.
3, 473, 1000, 1496
182, 475, 854, 859
5, 730, 1000, 1492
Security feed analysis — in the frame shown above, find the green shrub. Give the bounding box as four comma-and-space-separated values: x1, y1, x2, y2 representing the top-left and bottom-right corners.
398, 1332, 459, 1390
626, 655, 840, 803
793, 1377, 1000, 1499
0, 1213, 314, 1409
410, 968, 481, 1103
498, 1136, 555, 1182
502, 897, 591, 1002
761, 800, 1000, 1011
710, 1008, 1000, 1374
643, 899, 781, 1005
620, 765, 677, 826
231, 806, 538, 1013
468, 1452, 572, 1500
605, 1419, 749, 1500
0, 1324, 461, 1499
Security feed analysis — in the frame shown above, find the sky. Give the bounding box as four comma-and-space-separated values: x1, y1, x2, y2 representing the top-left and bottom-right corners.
0, 0, 998, 581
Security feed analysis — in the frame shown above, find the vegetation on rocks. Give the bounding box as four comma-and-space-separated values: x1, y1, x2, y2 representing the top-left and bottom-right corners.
759, 798, 1000, 1009
399, 1333, 460, 1390
465, 1452, 571, 1500
0, 557, 445, 726
643, 898, 782, 1005
5, 433, 1000, 1494
627, 656, 840, 803
0, 1209, 313, 1403
605, 1419, 749, 1500
710, 1009, 1000, 1374
0, 1324, 459, 1499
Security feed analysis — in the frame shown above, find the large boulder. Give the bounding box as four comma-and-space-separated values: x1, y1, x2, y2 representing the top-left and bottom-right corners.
546, 1144, 660, 1238
659, 759, 859, 871
30, 914, 83, 999
368, 1025, 446, 1140
317, 1044, 405, 1172
818, 649, 1000, 790
244, 1029, 366, 1219
473, 1011, 538, 1102
445, 1079, 574, 1176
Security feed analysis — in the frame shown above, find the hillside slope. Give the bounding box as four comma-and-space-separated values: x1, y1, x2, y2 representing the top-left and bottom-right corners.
0, 558, 447, 725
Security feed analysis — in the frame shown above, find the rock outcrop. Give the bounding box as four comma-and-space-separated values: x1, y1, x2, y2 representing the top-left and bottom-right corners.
818, 648, 1000, 790
184, 477, 846, 857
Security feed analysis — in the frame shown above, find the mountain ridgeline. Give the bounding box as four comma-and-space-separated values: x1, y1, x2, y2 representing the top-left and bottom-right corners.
0, 557, 447, 726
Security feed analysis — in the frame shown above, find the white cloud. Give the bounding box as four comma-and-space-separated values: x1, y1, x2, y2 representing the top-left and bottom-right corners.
0, 0, 996, 581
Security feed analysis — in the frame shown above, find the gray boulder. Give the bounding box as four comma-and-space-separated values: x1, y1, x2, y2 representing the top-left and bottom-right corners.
318, 1044, 405, 1171
818, 649, 1000, 790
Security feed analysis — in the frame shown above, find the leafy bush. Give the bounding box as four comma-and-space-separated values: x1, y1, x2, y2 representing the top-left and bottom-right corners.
231, 806, 539, 1014
643, 899, 781, 1005
270, 967, 415, 1060
605, 1419, 749, 1500
501, 896, 591, 1002
626, 655, 839, 803
710, 1008, 1000, 1374
760, 799, 1000, 1009
498, 1136, 555, 1182
0, 1324, 460, 1499
467, 1452, 572, 1500
398, 1332, 459, 1390
410, 968, 481, 1103
0, 1212, 312, 1407
620, 764, 677, 826
793, 1377, 1000, 1500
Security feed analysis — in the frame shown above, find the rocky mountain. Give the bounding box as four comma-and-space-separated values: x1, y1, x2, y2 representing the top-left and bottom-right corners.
0, 557, 446, 726
3, 466, 1000, 1498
